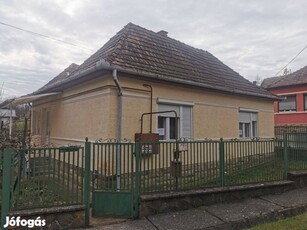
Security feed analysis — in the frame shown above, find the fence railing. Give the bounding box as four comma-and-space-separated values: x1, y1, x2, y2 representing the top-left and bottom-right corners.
90, 136, 306, 194
275, 126, 307, 137
3, 146, 85, 211
2, 133, 307, 224
92, 142, 136, 192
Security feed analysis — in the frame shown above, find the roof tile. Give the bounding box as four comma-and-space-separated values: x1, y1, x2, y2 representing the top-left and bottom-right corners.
262, 66, 307, 89
38, 23, 275, 99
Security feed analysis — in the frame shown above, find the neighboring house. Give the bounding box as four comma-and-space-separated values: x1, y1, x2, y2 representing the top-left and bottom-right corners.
0, 108, 16, 130
27, 23, 276, 146
262, 66, 307, 126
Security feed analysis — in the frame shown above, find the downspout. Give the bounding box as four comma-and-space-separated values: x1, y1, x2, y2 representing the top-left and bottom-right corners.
112, 69, 123, 190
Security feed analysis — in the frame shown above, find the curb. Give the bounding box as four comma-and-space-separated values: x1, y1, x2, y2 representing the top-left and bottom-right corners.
203, 205, 307, 230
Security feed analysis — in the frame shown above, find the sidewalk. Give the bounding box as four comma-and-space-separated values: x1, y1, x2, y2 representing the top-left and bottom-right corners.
85, 187, 307, 230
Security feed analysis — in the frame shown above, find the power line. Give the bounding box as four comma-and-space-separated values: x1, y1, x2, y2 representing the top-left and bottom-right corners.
274, 43, 307, 77
0, 21, 94, 53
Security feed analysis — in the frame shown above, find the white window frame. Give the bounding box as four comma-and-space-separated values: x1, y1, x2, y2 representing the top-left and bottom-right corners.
239, 109, 258, 139
157, 98, 193, 141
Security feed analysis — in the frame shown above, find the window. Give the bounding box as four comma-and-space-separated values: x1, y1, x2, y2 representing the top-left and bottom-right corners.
157, 103, 192, 140
239, 111, 257, 138
304, 94, 307, 111
279, 95, 296, 112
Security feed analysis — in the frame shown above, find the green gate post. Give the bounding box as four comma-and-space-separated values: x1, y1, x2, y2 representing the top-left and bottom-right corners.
283, 133, 288, 180
219, 138, 225, 187
133, 141, 141, 219
84, 138, 91, 226
1, 148, 12, 229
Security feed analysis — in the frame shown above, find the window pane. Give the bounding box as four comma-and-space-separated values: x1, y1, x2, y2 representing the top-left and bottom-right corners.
244, 123, 250, 138
158, 116, 166, 140
305, 95, 307, 111
252, 121, 257, 137
170, 117, 176, 139
239, 123, 243, 138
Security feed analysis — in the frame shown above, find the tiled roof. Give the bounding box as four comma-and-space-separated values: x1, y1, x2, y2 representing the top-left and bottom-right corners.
39, 63, 79, 91
37, 23, 275, 99
262, 66, 307, 89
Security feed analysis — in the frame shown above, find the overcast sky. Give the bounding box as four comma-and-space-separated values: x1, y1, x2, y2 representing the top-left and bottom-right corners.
1, 0, 307, 100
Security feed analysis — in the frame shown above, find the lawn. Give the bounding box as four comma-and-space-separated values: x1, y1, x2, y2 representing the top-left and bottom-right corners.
247, 212, 307, 230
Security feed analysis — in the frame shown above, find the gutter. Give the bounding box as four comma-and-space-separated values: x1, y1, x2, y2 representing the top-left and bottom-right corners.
112, 69, 123, 191
108, 65, 278, 100
33, 60, 113, 95
33, 60, 276, 100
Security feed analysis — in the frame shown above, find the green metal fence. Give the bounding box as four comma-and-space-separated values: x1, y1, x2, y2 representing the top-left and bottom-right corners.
137, 139, 286, 193
286, 133, 307, 171
3, 146, 85, 211
223, 139, 285, 185
92, 142, 136, 192
2, 133, 307, 223
275, 126, 307, 137
91, 137, 301, 194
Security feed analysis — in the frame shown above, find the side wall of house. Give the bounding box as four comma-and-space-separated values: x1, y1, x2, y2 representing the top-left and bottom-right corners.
31, 73, 274, 146
32, 76, 118, 146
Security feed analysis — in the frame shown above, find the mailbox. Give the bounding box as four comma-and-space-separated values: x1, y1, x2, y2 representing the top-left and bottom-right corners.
135, 133, 160, 155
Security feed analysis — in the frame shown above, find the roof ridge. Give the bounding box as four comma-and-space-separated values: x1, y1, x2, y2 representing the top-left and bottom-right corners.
262, 65, 307, 89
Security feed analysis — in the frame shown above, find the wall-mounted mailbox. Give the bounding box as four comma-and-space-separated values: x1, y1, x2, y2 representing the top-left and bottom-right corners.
135, 133, 160, 155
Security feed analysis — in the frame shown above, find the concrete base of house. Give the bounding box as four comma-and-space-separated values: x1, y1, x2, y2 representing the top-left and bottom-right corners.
139, 181, 295, 217
8, 205, 85, 229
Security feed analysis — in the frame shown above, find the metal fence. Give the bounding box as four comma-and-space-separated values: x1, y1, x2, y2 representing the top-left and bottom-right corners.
92, 142, 136, 192
275, 126, 307, 137
2, 133, 307, 224
91, 137, 300, 194
285, 133, 307, 171
1, 146, 85, 211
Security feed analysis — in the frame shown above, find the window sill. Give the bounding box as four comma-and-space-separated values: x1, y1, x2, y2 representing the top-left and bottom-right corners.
275, 111, 307, 115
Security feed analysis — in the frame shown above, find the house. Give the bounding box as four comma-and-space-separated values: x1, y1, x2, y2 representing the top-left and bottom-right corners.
27, 23, 276, 146
262, 66, 307, 126
0, 107, 16, 130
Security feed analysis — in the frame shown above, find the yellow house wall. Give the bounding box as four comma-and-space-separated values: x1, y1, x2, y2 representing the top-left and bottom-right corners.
32, 72, 274, 146
32, 76, 118, 146
117, 74, 274, 140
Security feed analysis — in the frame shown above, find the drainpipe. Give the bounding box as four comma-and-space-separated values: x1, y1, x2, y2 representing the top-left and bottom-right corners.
112, 69, 123, 190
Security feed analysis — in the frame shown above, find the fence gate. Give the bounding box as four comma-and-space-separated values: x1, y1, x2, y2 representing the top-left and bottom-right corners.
91, 142, 140, 218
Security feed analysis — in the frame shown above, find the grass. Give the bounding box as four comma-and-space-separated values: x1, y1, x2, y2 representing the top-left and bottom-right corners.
247, 212, 307, 230
225, 159, 284, 185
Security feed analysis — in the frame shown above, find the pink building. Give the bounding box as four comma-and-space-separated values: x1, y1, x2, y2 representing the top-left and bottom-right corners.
262, 66, 307, 126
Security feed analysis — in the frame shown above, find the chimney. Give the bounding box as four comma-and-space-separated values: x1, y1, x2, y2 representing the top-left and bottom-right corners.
157, 30, 168, 37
